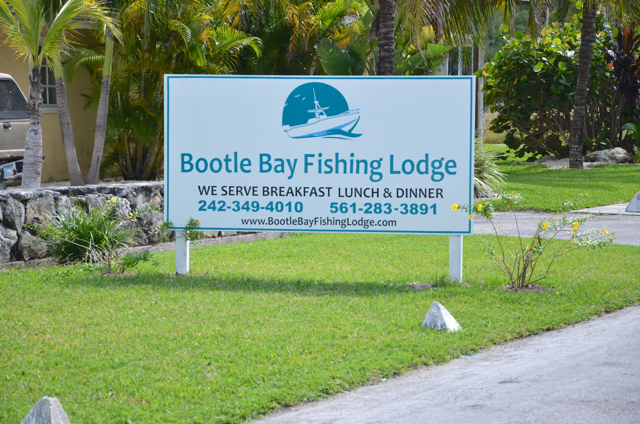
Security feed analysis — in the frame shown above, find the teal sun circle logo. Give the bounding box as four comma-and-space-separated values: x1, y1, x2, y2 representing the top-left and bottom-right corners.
282, 82, 361, 139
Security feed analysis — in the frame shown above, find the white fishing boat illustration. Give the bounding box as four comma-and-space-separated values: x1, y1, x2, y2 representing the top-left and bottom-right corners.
283, 89, 360, 139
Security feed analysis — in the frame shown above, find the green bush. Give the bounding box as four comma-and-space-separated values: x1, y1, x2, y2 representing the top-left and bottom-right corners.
35, 198, 135, 266
479, 15, 635, 159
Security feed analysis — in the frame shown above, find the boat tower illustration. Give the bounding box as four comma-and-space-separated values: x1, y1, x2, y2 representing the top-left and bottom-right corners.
283, 89, 360, 139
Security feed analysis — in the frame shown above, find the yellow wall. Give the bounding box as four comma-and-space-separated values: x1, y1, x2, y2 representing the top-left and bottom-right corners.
0, 34, 98, 183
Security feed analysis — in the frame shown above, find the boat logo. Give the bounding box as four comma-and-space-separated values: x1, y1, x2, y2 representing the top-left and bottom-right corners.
282, 82, 361, 139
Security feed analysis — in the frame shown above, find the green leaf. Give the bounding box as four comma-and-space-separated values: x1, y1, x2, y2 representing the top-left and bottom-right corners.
558, 62, 567, 71
515, 30, 525, 39
500, 24, 509, 33
534, 62, 544, 72
317, 40, 364, 75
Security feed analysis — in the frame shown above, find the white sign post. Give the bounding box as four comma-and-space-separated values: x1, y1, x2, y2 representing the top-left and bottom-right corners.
165, 76, 475, 279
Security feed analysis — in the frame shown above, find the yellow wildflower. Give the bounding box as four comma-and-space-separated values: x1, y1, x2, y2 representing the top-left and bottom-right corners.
572, 14, 578, 19
572, 221, 579, 230
603, 227, 609, 235
542, 221, 549, 229
564, 22, 569, 27
451, 203, 459, 212
468, 214, 473, 220
556, 292, 560, 295
477, 204, 483, 211
483, 70, 490, 77
110, 197, 117, 203
195, 219, 200, 225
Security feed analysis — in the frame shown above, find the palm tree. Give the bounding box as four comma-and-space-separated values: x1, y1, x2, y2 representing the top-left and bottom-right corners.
79, 0, 261, 180
0, 0, 117, 189
86, 27, 113, 184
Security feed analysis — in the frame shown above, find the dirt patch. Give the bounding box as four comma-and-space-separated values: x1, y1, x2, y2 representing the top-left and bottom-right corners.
407, 282, 435, 291
505, 284, 547, 293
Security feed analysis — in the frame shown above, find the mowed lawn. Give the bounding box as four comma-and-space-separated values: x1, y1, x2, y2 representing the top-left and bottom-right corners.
482, 145, 640, 211
2, 233, 639, 423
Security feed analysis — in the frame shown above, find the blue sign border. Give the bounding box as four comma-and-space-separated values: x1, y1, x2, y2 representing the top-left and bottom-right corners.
164, 75, 475, 234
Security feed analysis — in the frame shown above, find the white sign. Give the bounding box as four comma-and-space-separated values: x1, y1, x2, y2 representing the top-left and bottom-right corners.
165, 76, 475, 234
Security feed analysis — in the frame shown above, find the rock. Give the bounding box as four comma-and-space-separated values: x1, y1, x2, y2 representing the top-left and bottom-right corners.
138, 211, 167, 244
113, 198, 132, 219
55, 196, 72, 215
18, 232, 47, 261
474, 187, 496, 199
584, 148, 633, 164
219, 231, 237, 237
123, 220, 148, 246
202, 230, 219, 238
1, 196, 25, 233
25, 194, 56, 225
626, 192, 640, 213
421, 301, 462, 332
83, 194, 110, 209
20, 397, 71, 424
0, 225, 18, 263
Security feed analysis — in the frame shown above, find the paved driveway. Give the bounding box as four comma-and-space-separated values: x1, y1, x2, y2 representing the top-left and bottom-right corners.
255, 306, 640, 424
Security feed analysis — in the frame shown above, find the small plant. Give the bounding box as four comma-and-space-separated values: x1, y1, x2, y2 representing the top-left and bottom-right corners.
453, 192, 615, 289
159, 218, 204, 243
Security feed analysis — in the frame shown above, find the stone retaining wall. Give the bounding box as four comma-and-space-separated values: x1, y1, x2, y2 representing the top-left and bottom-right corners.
0, 182, 257, 263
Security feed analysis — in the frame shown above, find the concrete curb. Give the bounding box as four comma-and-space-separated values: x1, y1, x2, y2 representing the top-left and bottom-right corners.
0, 232, 291, 269
126, 231, 291, 254
572, 203, 640, 216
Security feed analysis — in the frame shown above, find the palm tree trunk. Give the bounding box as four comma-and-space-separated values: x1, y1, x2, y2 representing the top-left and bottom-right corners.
53, 58, 85, 186
87, 30, 114, 184
22, 67, 44, 190
375, 0, 395, 76
568, 0, 597, 169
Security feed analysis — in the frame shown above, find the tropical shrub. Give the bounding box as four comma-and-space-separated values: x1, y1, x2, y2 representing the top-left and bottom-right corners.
479, 15, 635, 159
605, 23, 640, 153
34, 198, 135, 267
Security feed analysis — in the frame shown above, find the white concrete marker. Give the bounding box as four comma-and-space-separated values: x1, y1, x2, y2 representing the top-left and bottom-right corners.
175, 234, 190, 275
449, 235, 463, 282
626, 192, 640, 213
422, 301, 462, 332
21, 397, 70, 424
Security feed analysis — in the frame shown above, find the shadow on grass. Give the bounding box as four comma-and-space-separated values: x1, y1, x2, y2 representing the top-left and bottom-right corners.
49, 270, 467, 298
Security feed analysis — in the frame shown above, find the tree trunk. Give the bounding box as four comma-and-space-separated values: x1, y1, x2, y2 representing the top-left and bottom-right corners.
140, 125, 163, 180
54, 58, 85, 186
375, 0, 395, 76
87, 31, 114, 184
568, 0, 597, 169
22, 67, 44, 190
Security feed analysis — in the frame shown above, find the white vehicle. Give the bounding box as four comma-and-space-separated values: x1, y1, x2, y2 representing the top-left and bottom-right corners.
0, 73, 28, 160
0, 73, 31, 181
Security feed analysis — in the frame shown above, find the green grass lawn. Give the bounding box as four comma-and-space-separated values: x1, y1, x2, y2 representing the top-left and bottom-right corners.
480, 144, 640, 211
2, 233, 639, 423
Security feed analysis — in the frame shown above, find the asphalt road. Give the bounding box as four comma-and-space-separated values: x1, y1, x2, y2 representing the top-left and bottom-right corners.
256, 305, 640, 424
